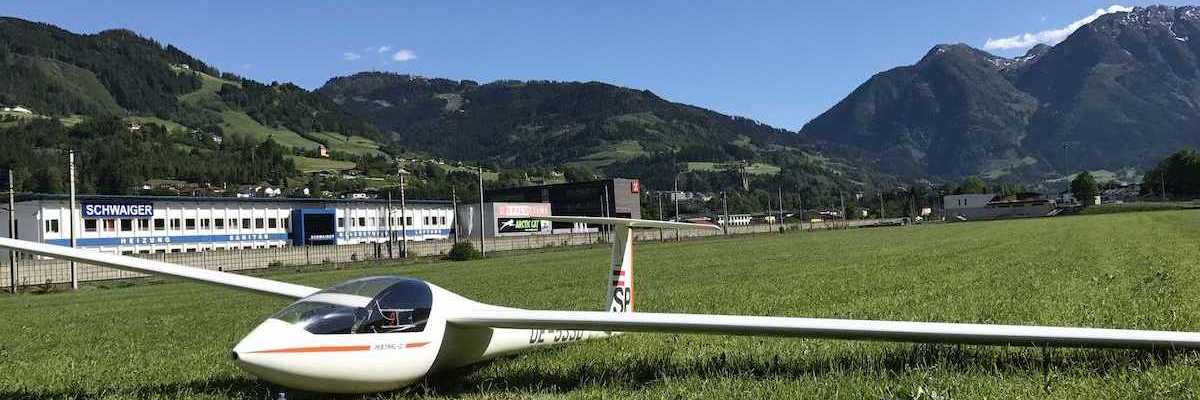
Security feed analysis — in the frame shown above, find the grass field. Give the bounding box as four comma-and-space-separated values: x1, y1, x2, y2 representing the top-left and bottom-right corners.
289, 156, 357, 173
4, 211, 1200, 399
686, 161, 781, 175
306, 131, 386, 157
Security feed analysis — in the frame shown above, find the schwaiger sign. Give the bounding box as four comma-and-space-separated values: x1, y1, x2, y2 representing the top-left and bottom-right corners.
81, 202, 155, 219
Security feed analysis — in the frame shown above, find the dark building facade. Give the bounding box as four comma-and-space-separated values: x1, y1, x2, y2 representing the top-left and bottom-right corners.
486, 179, 642, 226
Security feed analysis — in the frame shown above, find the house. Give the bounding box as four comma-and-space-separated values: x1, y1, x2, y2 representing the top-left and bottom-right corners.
318, 144, 329, 158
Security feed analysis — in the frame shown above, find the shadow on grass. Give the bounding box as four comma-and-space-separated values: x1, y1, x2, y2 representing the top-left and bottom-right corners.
411, 344, 1196, 396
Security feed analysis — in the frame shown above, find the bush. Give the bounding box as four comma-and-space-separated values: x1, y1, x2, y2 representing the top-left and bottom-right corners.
447, 242, 483, 261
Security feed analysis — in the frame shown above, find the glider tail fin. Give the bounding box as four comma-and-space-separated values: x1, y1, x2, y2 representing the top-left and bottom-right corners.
532, 216, 720, 314
607, 224, 635, 313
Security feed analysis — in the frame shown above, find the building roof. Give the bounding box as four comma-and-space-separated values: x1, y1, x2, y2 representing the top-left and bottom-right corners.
14, 193, 450, 206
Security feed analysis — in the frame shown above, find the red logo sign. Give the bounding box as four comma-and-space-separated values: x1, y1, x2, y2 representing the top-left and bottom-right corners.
630, 180, 640, 193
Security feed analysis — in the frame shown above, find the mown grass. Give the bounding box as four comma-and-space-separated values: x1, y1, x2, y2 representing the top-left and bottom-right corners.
3, 211, 1200, 399
306, 131, 385, 157
686, 161, 781, 175
289, 156, 357, 173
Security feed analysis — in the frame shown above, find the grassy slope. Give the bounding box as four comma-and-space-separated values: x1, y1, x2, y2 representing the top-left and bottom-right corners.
567, 140, 647, 169
175, 71, 322, 151
306, 131, 385, 157
4, 211, 1200, 398
289, 155, 357, 173
687, 161, 782, 175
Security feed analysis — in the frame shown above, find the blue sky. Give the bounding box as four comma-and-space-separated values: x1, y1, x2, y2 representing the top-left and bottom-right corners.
0, 1, 1189, 130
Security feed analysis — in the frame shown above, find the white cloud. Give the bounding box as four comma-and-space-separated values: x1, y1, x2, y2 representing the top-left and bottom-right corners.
391, 49, 417, 62
377, 45, 391, 53
984, 5, 1133, 51
342, 52, 362, 61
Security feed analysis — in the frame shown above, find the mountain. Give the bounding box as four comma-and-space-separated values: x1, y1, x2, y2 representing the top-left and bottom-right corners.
318, 72, 886, 192
801, 5, 1200, 181
0, 17, 387, 194
0, 16, 888, 202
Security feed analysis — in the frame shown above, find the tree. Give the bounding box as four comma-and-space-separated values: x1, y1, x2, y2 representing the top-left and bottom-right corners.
1071, 171, 1099, 206
954, 176, 988, 194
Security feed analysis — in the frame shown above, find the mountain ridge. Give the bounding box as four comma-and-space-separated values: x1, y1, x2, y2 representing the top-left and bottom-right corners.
800, 5, 1200, 181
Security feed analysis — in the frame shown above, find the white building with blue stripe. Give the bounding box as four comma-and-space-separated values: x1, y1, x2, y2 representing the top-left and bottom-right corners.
2, 194, 455, 255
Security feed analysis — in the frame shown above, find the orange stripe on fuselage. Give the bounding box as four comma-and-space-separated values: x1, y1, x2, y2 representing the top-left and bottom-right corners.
249, 345, 370, 354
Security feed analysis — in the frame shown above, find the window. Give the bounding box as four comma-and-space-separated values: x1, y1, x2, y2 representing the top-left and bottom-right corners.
170, 219, 181, 230
215, 219, 225, 229
170, 248, 181, 253
120, 219, 133, 232
423, 216, 430, 225
242, 218, 251, 229
45, 219, 60, 233
84, 219, 98, 232
229, 218, 237, 229
406, 217, 412, 226
255, 218, 264, 229
440, 216, 446, 225
350, 217, 356, 227
269, 218, 278, 229
282, 217, 289, 230
201, 219, 211, 230
103, 220, 117, 232
137, 219, 150, 231
338, 218, 345, 228
358, 217, 366, 227
185, 218, 196, 230
154, 219, 166, 231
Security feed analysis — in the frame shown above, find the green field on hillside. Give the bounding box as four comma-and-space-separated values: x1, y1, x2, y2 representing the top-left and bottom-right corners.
4, 211, 1200, 399
289, 155, 356, 173
687, 161, 781, 175
306, 131, 385, 157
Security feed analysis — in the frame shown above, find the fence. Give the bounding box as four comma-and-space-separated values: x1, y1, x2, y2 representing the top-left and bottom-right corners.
0, 218, 899, 291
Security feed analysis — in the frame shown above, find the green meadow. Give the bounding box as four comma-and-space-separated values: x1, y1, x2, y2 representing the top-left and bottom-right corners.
3, 211, 1200, 399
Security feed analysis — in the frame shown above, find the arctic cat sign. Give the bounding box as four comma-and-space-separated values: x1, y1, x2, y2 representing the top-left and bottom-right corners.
497, 218, 544, 233
82, 202, 155, 219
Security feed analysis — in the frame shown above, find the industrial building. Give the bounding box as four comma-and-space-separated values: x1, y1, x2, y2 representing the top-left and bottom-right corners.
943, 193, 1058, 221
486, 178, 641, 230
1, 194, 454, 255
455, 202, 556, 238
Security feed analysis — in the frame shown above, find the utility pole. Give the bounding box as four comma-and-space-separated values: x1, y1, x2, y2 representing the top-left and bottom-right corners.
478, 164, 485, 257
1161, 171, 1168, 202
69, 150, 77, 290
778, 187, 784, 233
386, 192, 394, 258
601, 185, 610, 239
657, 191, 664, 241
721, 191, 729, 235
399, 168, 408, 258
7, 168, 15, 294
673, 176, 680, 221
879, 192, 886, 220
839, 193, 846, 229
451, 187, 459, 244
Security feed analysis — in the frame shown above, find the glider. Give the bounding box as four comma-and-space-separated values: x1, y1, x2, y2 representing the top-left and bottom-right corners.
2, 215, 1200, 393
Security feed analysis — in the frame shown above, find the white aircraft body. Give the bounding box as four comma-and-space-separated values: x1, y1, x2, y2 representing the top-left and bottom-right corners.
3, 216, 1200, 393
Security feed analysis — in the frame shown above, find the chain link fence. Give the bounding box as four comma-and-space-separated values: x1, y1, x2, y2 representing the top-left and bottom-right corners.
1, 218, 896, 291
